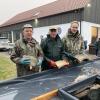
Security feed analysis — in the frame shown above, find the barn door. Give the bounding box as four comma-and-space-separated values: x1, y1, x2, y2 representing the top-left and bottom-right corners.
91, 26, 98, 43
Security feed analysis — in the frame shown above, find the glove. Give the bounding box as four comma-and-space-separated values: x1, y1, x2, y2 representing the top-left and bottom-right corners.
62, 52, 80, 64
49, 60, 57, 67
19, 58, 31, 65
36, 57, 43, 66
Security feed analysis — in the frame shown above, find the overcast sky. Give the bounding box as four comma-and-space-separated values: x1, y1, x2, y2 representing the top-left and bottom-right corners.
0, 0, 56, 25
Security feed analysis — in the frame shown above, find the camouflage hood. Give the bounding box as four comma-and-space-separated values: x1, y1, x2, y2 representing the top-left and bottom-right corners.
22, 38, 38, 47
67, 28, 80, 39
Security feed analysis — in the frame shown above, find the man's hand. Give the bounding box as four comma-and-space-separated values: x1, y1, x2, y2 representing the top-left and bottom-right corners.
49, 60, 57, 67
19, 58, 31, 65
36, 57, 43, 66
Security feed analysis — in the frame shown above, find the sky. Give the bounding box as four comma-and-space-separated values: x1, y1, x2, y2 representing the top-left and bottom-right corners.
0, 0, 56, 25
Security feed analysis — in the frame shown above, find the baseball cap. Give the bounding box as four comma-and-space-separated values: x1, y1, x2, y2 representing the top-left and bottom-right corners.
49, 26, 58, 30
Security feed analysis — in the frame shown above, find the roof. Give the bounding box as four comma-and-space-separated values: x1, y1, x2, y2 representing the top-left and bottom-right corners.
0, 0, 88, 27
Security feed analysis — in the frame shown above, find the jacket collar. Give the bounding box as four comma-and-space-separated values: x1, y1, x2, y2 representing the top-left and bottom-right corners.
67, 28, 80, 38
22, 37, 37, 44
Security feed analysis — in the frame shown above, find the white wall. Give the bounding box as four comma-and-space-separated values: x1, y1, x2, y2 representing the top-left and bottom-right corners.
81, 21, 92, 47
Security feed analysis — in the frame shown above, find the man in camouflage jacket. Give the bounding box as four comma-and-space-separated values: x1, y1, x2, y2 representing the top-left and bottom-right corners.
10, 24, 43, 77
62, 21, 84, 56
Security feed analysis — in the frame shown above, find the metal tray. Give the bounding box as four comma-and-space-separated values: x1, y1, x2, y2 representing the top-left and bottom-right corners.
59, 75, 100, 100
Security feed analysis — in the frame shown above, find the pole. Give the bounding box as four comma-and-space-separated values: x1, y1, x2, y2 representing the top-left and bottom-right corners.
79, 9, 82, 34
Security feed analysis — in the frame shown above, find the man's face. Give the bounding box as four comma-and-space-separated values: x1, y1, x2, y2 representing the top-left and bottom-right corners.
49, 29, 57, 38
23, 28, 33, 39
70, 23, 79, 33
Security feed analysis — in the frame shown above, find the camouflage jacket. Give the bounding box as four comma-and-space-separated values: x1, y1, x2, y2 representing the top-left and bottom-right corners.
10, 38, 43, 64
62, 29, 84, 56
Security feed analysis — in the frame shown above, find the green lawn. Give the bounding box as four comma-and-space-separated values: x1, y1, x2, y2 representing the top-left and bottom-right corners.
0, 52, 16, 80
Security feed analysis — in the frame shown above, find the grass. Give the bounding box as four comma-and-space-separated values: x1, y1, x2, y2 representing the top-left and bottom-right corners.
0, 52, 16, 80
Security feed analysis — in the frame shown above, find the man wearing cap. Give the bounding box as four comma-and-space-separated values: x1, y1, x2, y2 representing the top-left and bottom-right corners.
10, 24, 43, 77
41, 26, 67, 70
